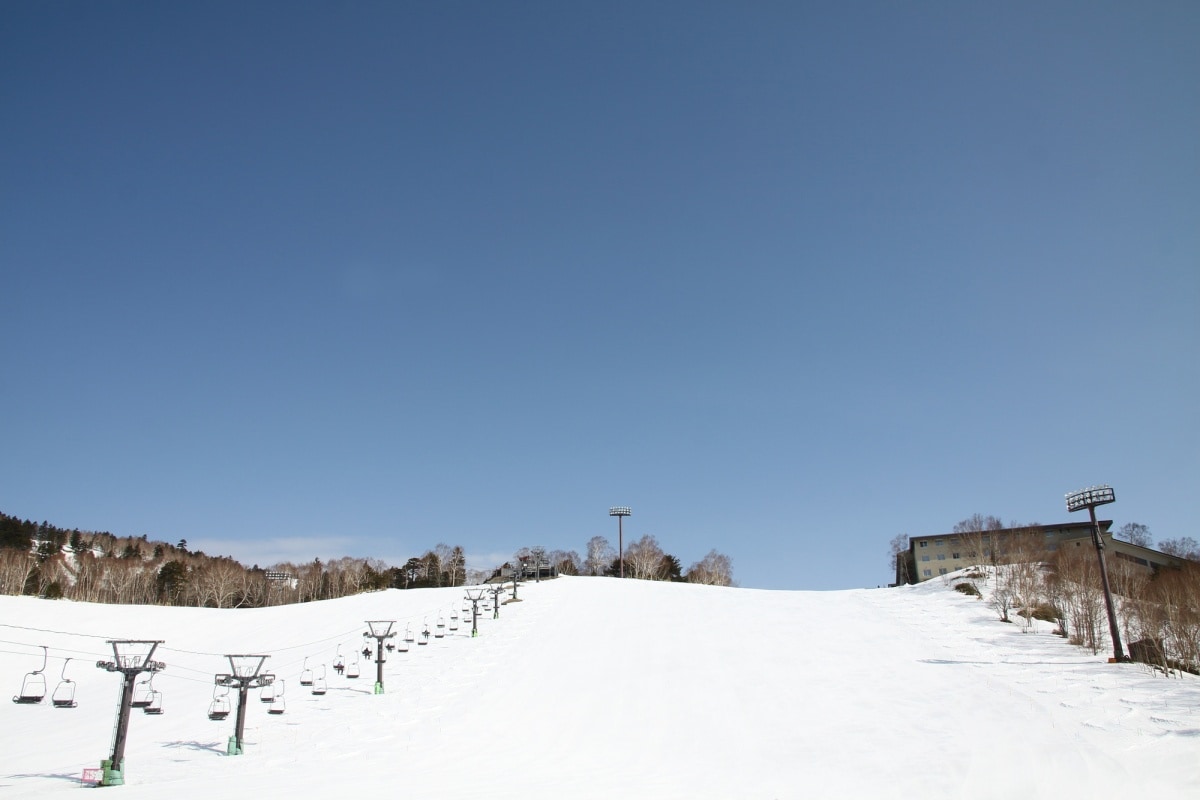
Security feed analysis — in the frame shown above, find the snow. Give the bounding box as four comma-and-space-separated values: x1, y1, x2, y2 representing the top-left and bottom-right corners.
2, 575, 1198, 798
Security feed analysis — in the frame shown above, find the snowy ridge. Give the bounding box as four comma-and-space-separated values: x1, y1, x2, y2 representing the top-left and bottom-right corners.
2, 575, 1198, 798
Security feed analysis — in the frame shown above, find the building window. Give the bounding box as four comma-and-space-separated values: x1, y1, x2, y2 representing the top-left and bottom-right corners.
921, 555, 930, 562
934, 539, 943, 546
938, 568, 947, 575
923, 569, 932, 577
919, 541, 928, 548
937, 554, 946, 560
952, 552, 960, 559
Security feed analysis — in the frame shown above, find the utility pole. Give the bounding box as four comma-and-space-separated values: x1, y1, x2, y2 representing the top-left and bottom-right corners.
95, 640, 165, 786
215, 655, 274, 756
364, 621, 396, 694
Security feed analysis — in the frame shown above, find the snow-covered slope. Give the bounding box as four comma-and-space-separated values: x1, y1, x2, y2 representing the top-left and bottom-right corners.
2, 576, 1197, 798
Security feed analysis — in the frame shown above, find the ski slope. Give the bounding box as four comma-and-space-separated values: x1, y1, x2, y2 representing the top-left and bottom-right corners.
2, 575, 1198, 798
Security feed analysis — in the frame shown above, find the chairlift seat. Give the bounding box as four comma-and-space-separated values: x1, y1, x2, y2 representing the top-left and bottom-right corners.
52, 681, 77, 708
143, 692, 164, 715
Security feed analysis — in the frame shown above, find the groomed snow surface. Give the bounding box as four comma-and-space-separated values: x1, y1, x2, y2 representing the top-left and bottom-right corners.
2, 574, 1198, 799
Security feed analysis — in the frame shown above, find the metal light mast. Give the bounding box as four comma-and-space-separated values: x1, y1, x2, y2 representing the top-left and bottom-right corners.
609, 506, 631, 578
1065, 485, 1127, 663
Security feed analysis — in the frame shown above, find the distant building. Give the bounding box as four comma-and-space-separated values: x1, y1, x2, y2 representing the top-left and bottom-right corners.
895, 521, 1188, 584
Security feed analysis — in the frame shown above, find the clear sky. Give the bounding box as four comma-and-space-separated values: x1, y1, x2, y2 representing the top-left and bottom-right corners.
2, 1, 1197, 590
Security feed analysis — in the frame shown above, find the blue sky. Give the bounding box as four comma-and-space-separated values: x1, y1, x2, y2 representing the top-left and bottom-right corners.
2, 2, 1196, 590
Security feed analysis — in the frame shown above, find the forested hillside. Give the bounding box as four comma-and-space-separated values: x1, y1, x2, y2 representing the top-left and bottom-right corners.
0, 511, 733, 607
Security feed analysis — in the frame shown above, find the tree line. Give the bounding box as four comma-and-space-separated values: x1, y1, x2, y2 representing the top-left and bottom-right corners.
0, 511, 734, 609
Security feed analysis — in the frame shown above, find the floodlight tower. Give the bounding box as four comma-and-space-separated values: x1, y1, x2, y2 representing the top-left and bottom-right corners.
465, 587, 487, 637
215, 655, 274, 755
1065, 485, 1128, 663
95, 640, 165, 786
609, 506, 631, 578
364, 621, 396, 694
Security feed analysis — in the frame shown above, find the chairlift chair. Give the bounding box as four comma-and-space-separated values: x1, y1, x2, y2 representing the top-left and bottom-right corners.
143, 688, 163, 715
311, 665, 327, 696
396, 626, 409, 653
404, 624, 415, 645
51, 657, 78, 708
267, 680, 286, 715
208, 697, 231, 720
208, 685, 231, 720
130, 674, 154, 708
11, 645, 48, 704
333, 646, 345, 675
299, 657, 314, 686
418, 620, 430, 645
260, 681, 277, 703
449, 613, 459, 632
435, 615, 446, 638
346, 657, 360, 679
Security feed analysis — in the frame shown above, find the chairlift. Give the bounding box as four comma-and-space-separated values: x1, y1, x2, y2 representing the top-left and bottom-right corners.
299, 657, 314, 686
12, 645, 48, 704
130, 674, 154, 708
449, 613, 459, 632
268, 680, 286, 715
208, 698, 231, 720
418, 620, 430, 645
208, 685, 231, 720
260, 681, 277, 703
396, 626, 410, 653
52, 657, 78, 708
435, 615, 446, 638
346, 657, 360, 679
333, 645, 345, 675
143, 687, 163, 715
311, 665, 327, 696
404, 624, 415, 645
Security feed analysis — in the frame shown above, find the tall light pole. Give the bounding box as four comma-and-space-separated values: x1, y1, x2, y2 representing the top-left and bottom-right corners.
216, 655, 274, 756
609, 506, 631, 578
1066, 485, 1127, 663
95, 640, 165, 786
364, 621, 396, 694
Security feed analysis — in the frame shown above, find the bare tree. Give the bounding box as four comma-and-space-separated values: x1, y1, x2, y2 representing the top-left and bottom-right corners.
687, 550, 734, 586
549, 549, 581, 576
624, 535, 666, 580
888, 534, 911, 584
0, 548, 33, 595
1158, 537, 1200, 561
1051, 547, 1105, 654
584, 536, 615, 576
952, 514, 1005, 574
1004, 531, 1047, 630
1115, 522, 1152, 548
444, 546, 466, 586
